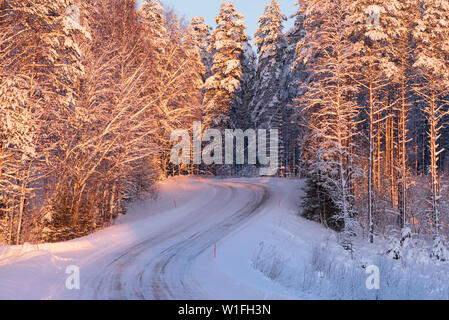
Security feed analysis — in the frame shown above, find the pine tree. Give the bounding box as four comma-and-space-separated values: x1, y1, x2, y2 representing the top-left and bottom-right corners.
347, 0, 400, 243
251, 5, 286, 134
249, 0, 287, 175
185, 18, 208, 112
139, 0, 167, 49
383, 0, 419, 229
283, 7, 307, 177
253, 1, 287, 117
203, 2, 248, 129
254, 0, 286, 61
296, 0, 360, 248
301, 175, 343, 231
412, 0, 449, 243
233, 41, 256, 131
190, 17, 213, 81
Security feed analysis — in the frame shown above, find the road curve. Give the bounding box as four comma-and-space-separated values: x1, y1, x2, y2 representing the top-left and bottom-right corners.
78, 179, 271, 300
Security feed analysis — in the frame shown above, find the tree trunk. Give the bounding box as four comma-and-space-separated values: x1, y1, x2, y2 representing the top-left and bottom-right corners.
368, 60, 375, 244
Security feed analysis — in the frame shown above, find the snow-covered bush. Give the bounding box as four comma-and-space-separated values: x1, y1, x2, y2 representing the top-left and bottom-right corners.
430, 237, 449, 262
386, 227, 412, 260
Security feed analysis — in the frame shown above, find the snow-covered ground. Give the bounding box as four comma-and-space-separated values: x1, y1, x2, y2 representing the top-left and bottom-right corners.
0, 177, 448, 300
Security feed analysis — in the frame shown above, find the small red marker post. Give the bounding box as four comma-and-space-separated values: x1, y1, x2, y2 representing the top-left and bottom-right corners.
173, 199, 177, 208
214, 243, 216, 258
278, 200, 281, 207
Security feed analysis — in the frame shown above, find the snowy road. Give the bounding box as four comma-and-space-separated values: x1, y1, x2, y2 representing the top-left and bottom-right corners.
81, 180, 270, 299
0, 178, 301, 300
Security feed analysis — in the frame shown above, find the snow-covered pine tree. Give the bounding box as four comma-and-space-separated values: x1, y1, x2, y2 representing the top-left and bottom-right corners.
382, 0, 419, 229
412, 0, 449, 249
254, 0, 286, 61
225, 41, 257, 177
185, 18, 208, 112
139, 0, 167, 49
347, 0, 401, 243
190, 17, 213, 81
233, 41, 256, 131
296, 0, 360, 249
301, 174, 343, 231
281, 5, 307, 177
249, 0, 287, 176
203, 2, 248, 130
174, 16, 208, 175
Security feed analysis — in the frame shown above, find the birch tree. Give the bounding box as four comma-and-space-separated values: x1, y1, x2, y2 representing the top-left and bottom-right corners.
0, 0, 91, 243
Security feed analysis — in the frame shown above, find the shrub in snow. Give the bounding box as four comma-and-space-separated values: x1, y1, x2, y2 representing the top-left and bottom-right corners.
252, 241, 289, 280
311, 245, 331, 274
386, 237, 401, 260
341, 238, 354, 253
301, 178, 344, 232
430, 237, 449, 262
386, 227, 412, 260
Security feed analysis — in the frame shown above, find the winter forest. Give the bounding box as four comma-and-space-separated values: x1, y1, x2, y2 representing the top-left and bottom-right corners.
1, 0, 449, 264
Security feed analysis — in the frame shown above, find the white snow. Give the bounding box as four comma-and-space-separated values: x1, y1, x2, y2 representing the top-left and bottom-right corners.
0, 177, 448, 300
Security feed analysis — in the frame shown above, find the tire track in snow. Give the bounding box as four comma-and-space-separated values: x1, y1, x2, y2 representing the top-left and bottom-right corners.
147, 183, 270, 299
